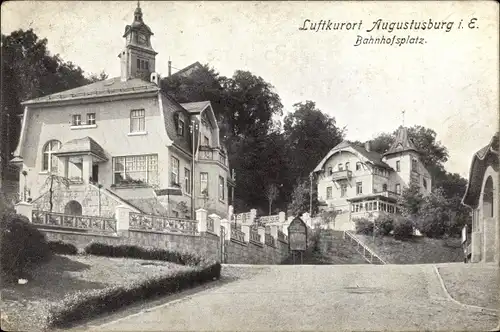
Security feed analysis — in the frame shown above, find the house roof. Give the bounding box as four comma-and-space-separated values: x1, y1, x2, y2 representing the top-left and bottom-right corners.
180, 101, 211, 114
383, 126, 420, 157
462, 132, 499, 208
171, 62, 204, 78
21, 77, 159, 105
313, 140, 391, 173
54, 136, 108, 161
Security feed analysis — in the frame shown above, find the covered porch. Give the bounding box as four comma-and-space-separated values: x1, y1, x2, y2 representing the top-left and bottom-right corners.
348, 192, 399, 220
53, 136, 108, 184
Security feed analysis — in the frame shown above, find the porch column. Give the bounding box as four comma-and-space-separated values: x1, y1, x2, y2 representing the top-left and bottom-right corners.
82, 155, 92, 184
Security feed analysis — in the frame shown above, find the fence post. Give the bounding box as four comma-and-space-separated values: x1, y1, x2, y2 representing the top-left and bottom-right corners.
220, 218, 231, 240
257, 226, 266, 244
208, 213, 221, 235
269, 224, 279, 240
115, 205, 133, 236
15, 201, 33, 222
241, 224, 251, 242
249, 208, 257, 224
196, 208, 208, 233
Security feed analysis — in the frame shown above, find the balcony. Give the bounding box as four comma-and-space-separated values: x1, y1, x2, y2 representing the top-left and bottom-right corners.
331, 170, 352, 181
198, 146, 227, 167
372, 189, 400, 201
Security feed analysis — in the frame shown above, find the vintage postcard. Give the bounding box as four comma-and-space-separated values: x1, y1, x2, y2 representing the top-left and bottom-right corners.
0, 0, 498, 331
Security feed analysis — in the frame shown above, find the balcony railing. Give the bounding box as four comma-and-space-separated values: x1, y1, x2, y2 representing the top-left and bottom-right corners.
32, 210, 116, 233
198, 146, 227, 166
331, 170, 352, 181
129, 212, 198, 235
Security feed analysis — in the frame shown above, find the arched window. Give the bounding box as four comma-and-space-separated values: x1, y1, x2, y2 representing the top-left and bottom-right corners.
483, 176, 494, 218
42, 140, 61, 173
382, 184, 387, 192
356, 162, 362, 171
345, 162, 350, 170
338, 163, 344, 171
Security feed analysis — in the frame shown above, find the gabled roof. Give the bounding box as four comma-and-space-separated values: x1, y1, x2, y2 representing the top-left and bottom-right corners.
54, 136, 108, 161
383, 126, 419, 157
313, 140, 391, 173
22, 77, 159, 105
180, 101, 211, 114
462, 132, 499, 208
171, 62, 204, 78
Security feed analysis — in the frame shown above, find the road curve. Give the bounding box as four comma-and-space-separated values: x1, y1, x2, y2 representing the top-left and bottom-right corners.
82, 264, 497, 331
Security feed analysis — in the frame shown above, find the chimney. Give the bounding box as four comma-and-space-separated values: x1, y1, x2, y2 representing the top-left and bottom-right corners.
168, 59, 172, 77
365, 141, 371, 152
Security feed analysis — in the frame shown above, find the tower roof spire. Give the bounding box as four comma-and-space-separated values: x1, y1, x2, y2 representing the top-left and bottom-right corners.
383, 125, 420, 157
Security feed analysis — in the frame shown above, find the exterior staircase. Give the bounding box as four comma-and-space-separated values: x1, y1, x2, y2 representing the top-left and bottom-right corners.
283, 229, 369, 265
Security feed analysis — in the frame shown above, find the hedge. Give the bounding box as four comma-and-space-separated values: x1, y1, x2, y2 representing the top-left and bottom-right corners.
84, 243, 204, 266
393, 216, 414, 239
354, 217, 373, 235
48, 241, 78, 255
47, 262, 222, 328
0, 212, 52, 281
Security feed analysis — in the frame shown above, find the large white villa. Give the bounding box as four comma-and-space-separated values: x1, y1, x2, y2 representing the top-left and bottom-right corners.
313, 126, 432, 230
10, 3, 234, 219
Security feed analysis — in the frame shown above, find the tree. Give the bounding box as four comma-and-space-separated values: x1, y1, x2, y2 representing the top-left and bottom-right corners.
265, 184, 279, 215
283, 101, 344, 183
40, 175, 70, 212
320, 209, 339, 229
397, 183, 424, 222
1, 29, 108, 179
287, 179, 319, 216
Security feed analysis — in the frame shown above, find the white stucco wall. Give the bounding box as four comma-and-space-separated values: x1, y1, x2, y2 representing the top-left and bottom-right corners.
19, 95, 170, 200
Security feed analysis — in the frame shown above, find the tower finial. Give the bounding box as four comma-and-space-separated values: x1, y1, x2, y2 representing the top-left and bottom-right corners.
401, 110, 406, 127
137, 1, 140, 8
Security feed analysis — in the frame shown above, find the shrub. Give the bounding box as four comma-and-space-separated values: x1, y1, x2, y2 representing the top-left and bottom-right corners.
373, 213, 394, 236
392, 216, 414, 239
0, 212, 52, 281
48, 241, 78, 255
47, 262, 221, 328
354, 217, 373, 235
84, 243, 204, 266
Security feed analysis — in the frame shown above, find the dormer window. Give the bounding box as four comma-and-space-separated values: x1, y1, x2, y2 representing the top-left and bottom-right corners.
338, 163, 344, 171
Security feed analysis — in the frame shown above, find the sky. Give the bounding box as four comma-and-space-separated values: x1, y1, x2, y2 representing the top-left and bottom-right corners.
2, 1, 499, 178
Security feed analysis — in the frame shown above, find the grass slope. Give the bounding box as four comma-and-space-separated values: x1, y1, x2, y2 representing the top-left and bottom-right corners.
0, 254, 194, 331
355, 234, 463, 264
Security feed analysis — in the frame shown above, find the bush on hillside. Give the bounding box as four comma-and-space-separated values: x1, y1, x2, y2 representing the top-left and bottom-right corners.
47, 262, 221, 328
84, 243, 205, 266
48, 241, 78, 255
354, 217, 373, 235
392, 216, 414, 240
374, 213, 394, 236
0, 212, 52, 281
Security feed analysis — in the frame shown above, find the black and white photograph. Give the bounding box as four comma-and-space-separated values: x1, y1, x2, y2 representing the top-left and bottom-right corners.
0, 1, 498, 331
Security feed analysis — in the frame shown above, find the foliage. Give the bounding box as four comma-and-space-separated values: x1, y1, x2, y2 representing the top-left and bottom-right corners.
40, 175, 70, 212
47, 262, 221, 328
392, 216, 414, 240
287, 178, 319, 216
354, 217, 373, 235
373, 213, 395, 236
283, 101, 344, 182
0, 212, 51, 281
84, 243, 207, 266
1, 29, 107, 173
48, 241, 78, 255
320, 209, 339, 226
397, 183, 424, 219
